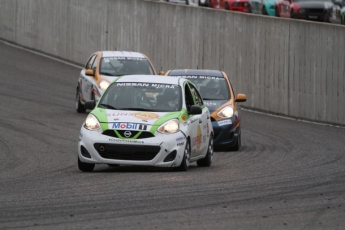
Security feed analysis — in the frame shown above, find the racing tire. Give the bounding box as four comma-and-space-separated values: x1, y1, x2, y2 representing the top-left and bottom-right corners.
230, 133, 241, 151
275, 6, 280, 17
176, 139, 191, 171
78, 157, 95, 172
262, 6, 268, 15
197, 134, 214, 167
76, 88, 86, 113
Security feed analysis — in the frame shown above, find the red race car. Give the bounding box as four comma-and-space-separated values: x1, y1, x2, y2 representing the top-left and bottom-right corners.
275, 0, 292, 17
225, 0, 251, 12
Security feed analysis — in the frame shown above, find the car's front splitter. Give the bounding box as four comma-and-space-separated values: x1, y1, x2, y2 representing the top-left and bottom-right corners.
78, 126, 187, 168
212, 117, 240, 149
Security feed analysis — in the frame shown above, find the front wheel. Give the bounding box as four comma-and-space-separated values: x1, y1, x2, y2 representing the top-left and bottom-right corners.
176, 140, 191, 171
230, 133, 241, 151
262, 6, 268, 15
78, 157, 95, 172
197, 134, 214, 167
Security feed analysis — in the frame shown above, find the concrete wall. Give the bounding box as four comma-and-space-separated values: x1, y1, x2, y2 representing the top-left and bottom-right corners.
0, 0, 344, 125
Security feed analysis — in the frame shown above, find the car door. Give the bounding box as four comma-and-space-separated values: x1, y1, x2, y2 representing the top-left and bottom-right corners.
186, 83, 209, 158
80, 54, 96, 102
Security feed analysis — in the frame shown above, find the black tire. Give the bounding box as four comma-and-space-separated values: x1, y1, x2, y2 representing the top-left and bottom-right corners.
262, 6, 268, 15
208, 0, 213, 8
290, 10, 295, 19
197, 134, 214, 167
275, 6, 280, 17
76, 88, 86, 113
176, 139, 191, 171
78, 157, 95, 172
230, 133, 241, 151
186, 0, 189, 5
225, 3, 229, 10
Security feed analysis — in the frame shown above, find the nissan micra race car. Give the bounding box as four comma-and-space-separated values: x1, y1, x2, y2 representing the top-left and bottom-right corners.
78, 75, 214, 172
76, 51, 158, 113
166, 69, 246, 151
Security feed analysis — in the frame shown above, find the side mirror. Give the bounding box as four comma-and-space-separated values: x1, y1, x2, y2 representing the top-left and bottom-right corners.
189, 105, 202, 115
158, 71, 165, 75
85, 100, 96, 110
85, 69, 95, 76
235, 94, 247, 102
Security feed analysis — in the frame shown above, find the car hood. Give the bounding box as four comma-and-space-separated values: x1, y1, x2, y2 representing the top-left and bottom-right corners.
91, 108, 183, 132
296, 1, 327, 8
204, 100, 229, 113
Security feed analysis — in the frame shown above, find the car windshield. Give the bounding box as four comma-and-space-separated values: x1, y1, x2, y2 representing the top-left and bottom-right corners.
99, 82, 182, 112
169, 75, 230, 100
293, 0, 330, 2
99, 57, 154, 76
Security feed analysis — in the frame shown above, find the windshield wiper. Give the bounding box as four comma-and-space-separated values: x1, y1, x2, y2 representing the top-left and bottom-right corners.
119, 108, 153, 111
99, 72, 115, 76
99, 104, 117, 109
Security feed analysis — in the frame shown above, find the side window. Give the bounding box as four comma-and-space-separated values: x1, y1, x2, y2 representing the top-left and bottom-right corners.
85, 55, 96, 69
184, 83, 195, 112
188, 83, 203, 107
92, 56, 99, 72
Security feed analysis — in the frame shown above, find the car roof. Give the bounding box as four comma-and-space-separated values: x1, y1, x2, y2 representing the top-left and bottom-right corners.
116, 75, 185, 85
101, 51, 147, 58
168, 69, 224, 77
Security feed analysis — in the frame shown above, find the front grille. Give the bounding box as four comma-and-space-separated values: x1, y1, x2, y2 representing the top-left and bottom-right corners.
102, 130, 154, 139
308, 9, 324, 15
94, 143, 160, 161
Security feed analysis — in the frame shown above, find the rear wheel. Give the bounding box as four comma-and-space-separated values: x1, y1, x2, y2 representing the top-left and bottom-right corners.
197, 134, 214, 167
78, 157, 95, 172
262, 6, 268, 15
76, 88, 86, 113
176, 140, 190, 171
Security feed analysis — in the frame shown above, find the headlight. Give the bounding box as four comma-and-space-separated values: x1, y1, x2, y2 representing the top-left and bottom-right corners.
84, 114, 101, 131
99, 80, 110, 91
157, 119, 179, 134
217, 106, 234, 118
298, 9, 306, 14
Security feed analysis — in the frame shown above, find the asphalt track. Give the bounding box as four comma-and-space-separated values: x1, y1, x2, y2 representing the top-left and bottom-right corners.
0, 41, 344, 230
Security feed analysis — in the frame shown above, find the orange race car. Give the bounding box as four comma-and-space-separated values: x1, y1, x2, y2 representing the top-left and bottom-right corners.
76, 51, 158, 113
166, 69, 246, 151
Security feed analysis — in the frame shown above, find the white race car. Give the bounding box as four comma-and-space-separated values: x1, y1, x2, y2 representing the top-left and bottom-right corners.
76, 51, 158, 113
165, 0, 208, 6
78, 75, 214, 172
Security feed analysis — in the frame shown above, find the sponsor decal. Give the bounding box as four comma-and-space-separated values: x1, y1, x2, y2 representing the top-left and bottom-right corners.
177, 142, 185, 146
108, 138, 144, 144
116, 82, 176, 89
205, 102, 218, 106
110, 122, 148, 130
174, 75, 223, 80
206, 123, 209, 137
202, 135, 206, 144
133, 112, 160, 120
176, 136, 185, 142
181, 114, 187, 121
106, 112, 160, 120
190, 117, 198, 123
191, 125, 202, 151
104, 57, 145, 61
217, 119, 232, 126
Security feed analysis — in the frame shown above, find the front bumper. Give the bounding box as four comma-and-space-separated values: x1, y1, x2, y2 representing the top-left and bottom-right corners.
78, 126, 187, 167
212, 116, 240, 149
